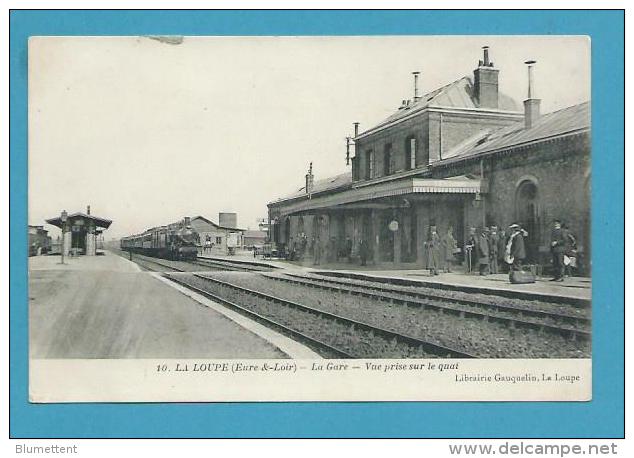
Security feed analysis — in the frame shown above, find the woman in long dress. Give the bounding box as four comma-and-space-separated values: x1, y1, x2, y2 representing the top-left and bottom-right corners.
442, 226, 457, 272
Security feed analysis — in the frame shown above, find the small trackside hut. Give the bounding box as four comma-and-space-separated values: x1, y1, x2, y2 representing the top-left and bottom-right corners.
46, 206, 112, 256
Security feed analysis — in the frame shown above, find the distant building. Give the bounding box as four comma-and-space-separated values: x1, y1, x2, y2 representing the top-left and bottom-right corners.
243, 230, 267, 249
28, 225, 51, 256
45, 206, 112, 256
190, 213, 245, 255
268, 47, 590, 272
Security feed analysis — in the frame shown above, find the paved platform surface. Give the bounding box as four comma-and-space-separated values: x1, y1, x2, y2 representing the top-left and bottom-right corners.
29, 253, 288, 359
247, 255, 590, 303
199, 252, 289, 270
312, 269, 591, 303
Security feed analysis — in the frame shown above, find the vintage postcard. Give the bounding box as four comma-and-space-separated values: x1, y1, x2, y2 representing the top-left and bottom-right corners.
27, 35, 591, 402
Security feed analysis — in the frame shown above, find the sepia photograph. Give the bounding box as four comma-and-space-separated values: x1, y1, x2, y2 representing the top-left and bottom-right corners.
27, 35, 591, 402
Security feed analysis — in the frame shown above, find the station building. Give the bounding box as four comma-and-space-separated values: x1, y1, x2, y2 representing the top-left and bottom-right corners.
190, 212, 245, 255
45, 206, 112, 256
28, 225, 51, 256
267, 48, 590, 272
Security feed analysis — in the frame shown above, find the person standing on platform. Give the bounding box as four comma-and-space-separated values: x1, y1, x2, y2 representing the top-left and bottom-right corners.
345, 237, 353, 263
464, 227, 477, 273
505, 223, 526, 278
489, 225, 500, 274
550, 219, 566, 281
498, 228, 508, 273
359, 238, 369, 266
562, 223, 578, 277
442, 226, 457, 273
477, 227, 490, 276
425, 225, 441, 276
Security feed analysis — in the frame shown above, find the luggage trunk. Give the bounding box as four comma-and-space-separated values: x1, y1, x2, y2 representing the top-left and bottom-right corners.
510, 270, 536, 284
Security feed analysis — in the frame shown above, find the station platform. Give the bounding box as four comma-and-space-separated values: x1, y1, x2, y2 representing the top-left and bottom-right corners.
242, 255, 590, 305
28, 252, 295, 359
198, 252, 289, 270
310, 269, 591, 306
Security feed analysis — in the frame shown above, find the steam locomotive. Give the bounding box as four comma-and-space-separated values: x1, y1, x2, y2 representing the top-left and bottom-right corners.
120, 217, 200, 260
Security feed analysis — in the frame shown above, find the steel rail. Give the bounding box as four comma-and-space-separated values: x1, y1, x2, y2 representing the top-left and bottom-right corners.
192, 273, 476, 358
275, 272, 591, 341
164, 275, 354, 358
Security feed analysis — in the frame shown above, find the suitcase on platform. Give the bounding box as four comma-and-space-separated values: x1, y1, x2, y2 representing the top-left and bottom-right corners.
510, 270, 536, 284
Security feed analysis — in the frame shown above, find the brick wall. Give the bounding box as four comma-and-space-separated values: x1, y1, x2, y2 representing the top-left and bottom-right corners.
355, 109, 520, 180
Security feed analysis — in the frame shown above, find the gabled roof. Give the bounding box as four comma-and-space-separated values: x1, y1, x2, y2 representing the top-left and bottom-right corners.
46, 212, 112, 229
359, 76, 521, 137
271, 171, 353, 204
438, 101, 590, 165
190, 215, 245, 232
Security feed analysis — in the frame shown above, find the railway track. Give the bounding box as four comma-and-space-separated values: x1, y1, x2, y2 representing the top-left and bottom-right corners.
168, 273, 476, 359
192, 258, 271, 272
123, 251, 267, 273
264, 272, 591, 341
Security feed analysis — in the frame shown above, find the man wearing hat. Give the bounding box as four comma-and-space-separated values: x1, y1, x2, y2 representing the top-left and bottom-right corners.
477, 227, 490, 276
425, 225, 441, 276
505, 223, 526, 276
464, 226, 477, 273
550, 219, 566, 281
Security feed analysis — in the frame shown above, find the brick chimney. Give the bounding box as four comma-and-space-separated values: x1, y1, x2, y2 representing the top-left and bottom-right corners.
473, 46, 499, 109
523, 60, 541, 129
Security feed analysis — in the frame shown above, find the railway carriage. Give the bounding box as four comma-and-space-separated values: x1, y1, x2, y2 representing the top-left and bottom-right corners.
121, 217, 200, 260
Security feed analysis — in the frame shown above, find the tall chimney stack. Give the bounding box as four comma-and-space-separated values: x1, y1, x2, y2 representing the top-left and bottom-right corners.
353, 122, 359, 138
523, 60, 541, 129
412, 71, 421, 101
305, 162, 314, 198
473, 46, 499, 109
87, 205, 91, 215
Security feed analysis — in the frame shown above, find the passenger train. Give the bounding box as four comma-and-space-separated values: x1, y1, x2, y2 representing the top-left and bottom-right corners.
120, 217, 200, 260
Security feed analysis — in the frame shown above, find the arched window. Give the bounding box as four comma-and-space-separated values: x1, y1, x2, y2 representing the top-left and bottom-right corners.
284, 217, 291, 244
405, 136, 417, 170
515, 178, 541, 262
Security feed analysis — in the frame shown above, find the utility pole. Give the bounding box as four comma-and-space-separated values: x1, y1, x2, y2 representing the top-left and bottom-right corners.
60, 210, 68, 265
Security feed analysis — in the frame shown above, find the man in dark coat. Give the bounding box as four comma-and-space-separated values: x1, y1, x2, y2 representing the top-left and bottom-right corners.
425, 225, 442, 276
477, 227, 490, 276
359, 238, 369, 266
550, 220, 566, 281
464, 227, 477, 273
506, 223, 526, 278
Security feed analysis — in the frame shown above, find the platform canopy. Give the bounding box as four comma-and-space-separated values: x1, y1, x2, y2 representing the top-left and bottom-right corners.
46, 212, 112, 229
275, 176, 483, 216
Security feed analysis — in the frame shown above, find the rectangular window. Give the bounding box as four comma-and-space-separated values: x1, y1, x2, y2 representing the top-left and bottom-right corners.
367, 150, 374, 179
216, 236, 222, 244
383, 144, 392, 176
409, 137, 417, 170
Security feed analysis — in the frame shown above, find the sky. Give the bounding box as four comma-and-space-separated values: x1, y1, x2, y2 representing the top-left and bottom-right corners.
28, 36, 590, 239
